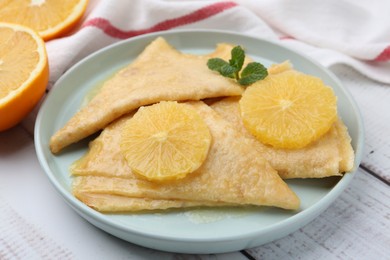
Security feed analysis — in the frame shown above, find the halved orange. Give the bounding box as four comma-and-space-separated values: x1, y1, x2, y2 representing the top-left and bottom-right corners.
0, 0, 89, 41
239, 70, 337, 149
0, 22, 49, 131
120, 101, 212, 182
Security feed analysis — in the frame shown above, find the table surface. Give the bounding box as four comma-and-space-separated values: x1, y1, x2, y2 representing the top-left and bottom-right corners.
1, 64, 389, 260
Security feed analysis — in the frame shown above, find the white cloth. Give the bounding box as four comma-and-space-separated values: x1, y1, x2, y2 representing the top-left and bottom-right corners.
46, 0, 390, 87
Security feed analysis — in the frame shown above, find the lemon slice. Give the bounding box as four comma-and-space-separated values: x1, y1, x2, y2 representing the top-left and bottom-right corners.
239, 70, 337, 149
120, 101, 211, 181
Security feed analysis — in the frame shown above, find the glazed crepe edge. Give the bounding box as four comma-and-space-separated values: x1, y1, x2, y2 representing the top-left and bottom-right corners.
74, 192, 233, 212
71, 101, 300, 211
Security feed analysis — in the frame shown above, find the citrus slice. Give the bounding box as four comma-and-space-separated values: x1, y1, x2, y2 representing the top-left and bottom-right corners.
120, 101, 212, 181
0, 0, 89, 41
239, 70, 337, 149
0, 22, 49, 131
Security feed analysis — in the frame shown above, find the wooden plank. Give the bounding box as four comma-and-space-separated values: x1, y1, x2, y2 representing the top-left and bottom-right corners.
245, 169, 390, 259
172, 253, 249, 260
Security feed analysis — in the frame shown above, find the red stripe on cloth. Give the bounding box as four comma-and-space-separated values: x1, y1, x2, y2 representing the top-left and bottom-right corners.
279, 36, 295, 40
82, 2, 237, 39
374, 46, 390, 62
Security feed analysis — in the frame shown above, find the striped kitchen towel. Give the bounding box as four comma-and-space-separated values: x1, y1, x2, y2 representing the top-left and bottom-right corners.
45, 0, 390, 87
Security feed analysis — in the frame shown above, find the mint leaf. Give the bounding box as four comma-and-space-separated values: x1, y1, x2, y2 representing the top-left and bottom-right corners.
207, 58, 237, 78
207, 58, 229, 72
240, 62, 267, 78
207, 45, 268, 86
229, 46, 245, 71
220, 64, 237, 78
238, 62, 268, 86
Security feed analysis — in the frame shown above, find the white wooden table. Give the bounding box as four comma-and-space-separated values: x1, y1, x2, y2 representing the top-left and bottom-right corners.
1, 64, 389, 259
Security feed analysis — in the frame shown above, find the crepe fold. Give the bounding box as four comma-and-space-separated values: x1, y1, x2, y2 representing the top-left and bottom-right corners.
50, 37, 244, 153
72, 101, 300, 212
210, 97, 355, 179
75, 193, 229, 213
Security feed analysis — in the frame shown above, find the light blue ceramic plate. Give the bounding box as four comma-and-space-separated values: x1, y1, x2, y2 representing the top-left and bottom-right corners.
35, 30, 364, 254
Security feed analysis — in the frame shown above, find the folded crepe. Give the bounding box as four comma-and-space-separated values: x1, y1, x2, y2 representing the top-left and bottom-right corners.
75, 193, 229, 213
210, 97, 355, 179
72, 101, 300, 211
50, 37, 244, 153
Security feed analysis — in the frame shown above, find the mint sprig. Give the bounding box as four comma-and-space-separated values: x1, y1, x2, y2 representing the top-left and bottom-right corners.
207, 46, 268, 86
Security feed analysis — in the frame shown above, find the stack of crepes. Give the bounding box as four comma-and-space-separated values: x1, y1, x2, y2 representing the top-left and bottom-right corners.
49, 37, 354, 213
